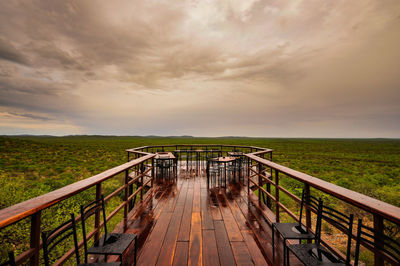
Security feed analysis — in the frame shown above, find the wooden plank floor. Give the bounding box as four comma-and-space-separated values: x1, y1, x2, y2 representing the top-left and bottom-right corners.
120, 164, 300, 266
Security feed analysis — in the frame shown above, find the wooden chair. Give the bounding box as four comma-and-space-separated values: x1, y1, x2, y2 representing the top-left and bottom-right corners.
42, 213, 120, 266
355, 218, 400, 265
272, 189, 323, 264
286, 204, 354, 265
80, 196, 137, 265
0, 251, 15, 266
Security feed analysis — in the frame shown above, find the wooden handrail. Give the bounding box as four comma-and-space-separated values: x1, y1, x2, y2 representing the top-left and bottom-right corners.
127, 144, 272, 153
3, 143, 398, 265
245, 153, 400, 224
245, 149, 400, 265
0, 153, 155, 228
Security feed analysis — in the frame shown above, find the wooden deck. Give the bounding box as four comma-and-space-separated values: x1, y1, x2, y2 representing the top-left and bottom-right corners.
115, 166, 300, 266
2, 145, 399, 265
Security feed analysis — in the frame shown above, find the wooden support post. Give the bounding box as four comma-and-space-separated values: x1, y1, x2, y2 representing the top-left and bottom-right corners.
127, 151, 130, 162
30, 212, 41, 266
124, 169, 129, 230
129, 173, 134, 211
266, 171, 271, 209
140, 163, 144, 201
151, 158, 154, 188
247, 157, 250, 179
247, 161, 250, 195
258, 163, 262, 207
373, 214, 384, 266
304, 184, 312, 243
95, 183, 102, 242
268, 152, 273, 209
206, 160, 210, 187
275, 170, 280, 222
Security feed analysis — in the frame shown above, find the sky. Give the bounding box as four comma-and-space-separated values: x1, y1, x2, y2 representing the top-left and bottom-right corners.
0, 0, 399, 138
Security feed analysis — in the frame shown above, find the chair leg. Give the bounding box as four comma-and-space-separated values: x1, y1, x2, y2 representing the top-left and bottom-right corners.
272, 224, 275, 261
286, 245, 290, 266
134, 238, 137, 266
283, 240, 286, 266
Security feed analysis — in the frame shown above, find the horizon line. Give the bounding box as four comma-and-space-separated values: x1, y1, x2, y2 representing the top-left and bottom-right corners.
1, 134, 399, 140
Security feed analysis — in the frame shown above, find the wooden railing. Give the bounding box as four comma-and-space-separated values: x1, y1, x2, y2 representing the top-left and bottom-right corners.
126, 144, 272, 160
245, 150, 400, 266
1, 144, 399, 265
0, 151, 155, 265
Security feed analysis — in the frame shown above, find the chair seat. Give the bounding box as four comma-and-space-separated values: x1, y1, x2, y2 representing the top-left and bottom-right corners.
274, 222, 316, 240
80, 263, 121, 266
287, 243, 345, 265
88, 233, 136, 256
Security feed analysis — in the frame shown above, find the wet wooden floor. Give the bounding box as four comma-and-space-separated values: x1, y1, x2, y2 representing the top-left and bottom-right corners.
116, 166, 297, 266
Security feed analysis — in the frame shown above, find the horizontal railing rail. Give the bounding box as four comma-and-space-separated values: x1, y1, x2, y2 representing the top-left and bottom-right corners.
127, 144, 272, 159
245, 151, 400, 266
2, 143, 399, 265
246, 153, 400, 223
0, 150, 155, 265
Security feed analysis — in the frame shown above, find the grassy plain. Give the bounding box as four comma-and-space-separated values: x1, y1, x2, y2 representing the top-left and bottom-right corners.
1, 136, 399, 264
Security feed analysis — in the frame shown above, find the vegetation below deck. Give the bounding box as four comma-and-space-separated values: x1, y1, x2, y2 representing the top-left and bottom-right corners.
0, 136, 399, 264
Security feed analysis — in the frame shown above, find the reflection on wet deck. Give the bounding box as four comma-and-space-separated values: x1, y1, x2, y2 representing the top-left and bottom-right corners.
115, 164, 300, 265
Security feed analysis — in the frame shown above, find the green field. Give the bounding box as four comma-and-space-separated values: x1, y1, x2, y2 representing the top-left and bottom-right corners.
1, 136, 400, 264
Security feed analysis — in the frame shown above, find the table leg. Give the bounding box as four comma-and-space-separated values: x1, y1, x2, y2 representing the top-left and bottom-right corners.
224, 162, 227, 187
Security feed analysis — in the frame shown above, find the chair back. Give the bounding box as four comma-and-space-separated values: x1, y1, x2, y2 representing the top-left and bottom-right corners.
208, 159, 219, 170
355, 219, 400, 266
80, 195, 108, 263
298, 189, 322, 229
0, 252, 16, 266
318, 205, 354, 264
41, 213, 80, 266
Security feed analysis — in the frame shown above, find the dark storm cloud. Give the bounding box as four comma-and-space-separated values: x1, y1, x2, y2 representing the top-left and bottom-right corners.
5, 112, 52, 121
0, 38, 29, 65
0, 0, 399, 137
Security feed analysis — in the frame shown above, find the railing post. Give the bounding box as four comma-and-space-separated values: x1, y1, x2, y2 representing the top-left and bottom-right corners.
269, 152, 273, 208
275, 170, 280, 222
124, 169, 129, 230
247, 160, 250, 195
373, 214, 384, 266
304, 184, 312, 243
266, 173, 271, 209
258, 163, 262, 206
247, 157, 250, 178
95, 183, 102, 242
30, 212, 41, 266
151, 158, 154, 188
129, 169, 134, 211
127, 151, 130, 162
266, 154, 272, 209
140, 163, 144, 201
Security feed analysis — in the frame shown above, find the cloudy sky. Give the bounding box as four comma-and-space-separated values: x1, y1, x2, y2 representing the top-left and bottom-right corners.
0, 0, 399, 137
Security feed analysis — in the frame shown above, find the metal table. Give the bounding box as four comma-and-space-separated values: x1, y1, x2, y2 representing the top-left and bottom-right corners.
206, 156, 237, 187
155, 152, 177, 181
